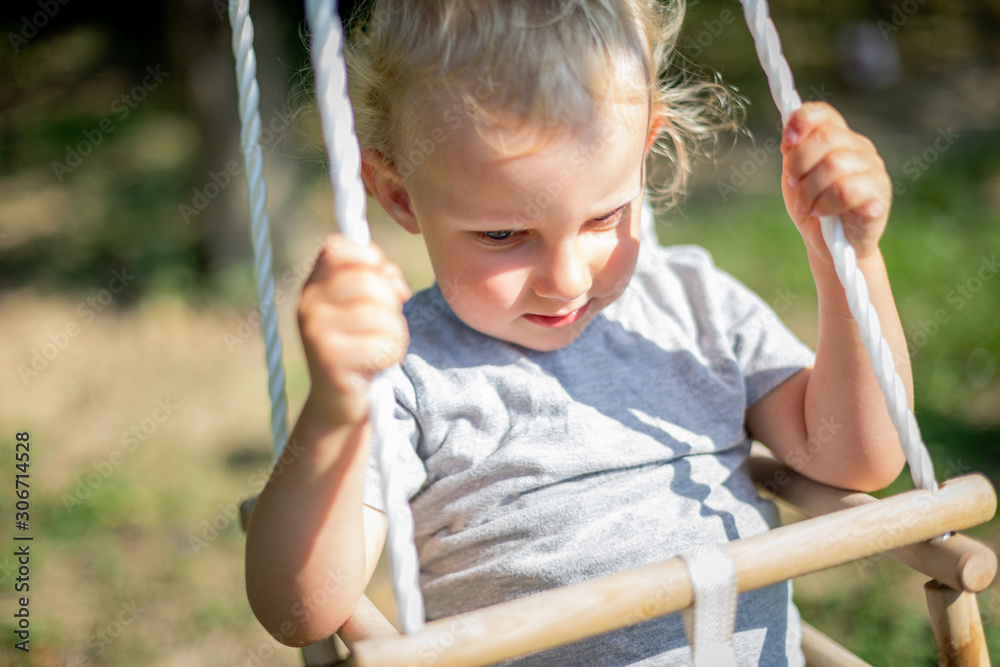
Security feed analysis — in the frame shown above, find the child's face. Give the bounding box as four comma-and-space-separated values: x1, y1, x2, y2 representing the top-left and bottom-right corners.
388, 95, 651, 352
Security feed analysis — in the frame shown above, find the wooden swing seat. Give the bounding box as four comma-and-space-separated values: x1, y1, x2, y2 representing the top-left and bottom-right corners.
240, 454, 997, 667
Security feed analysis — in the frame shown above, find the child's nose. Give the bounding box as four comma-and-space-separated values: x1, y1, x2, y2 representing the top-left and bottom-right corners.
532, 240, 592, 302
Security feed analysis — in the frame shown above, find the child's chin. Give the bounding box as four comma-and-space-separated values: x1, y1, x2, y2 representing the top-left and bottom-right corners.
504, 320, 592, 352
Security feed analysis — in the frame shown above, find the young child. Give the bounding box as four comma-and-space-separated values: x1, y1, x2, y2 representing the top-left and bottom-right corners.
245, 0, 910, 663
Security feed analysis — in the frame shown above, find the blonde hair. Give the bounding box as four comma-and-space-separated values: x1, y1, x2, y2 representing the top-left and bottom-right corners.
344, 0, 741, 210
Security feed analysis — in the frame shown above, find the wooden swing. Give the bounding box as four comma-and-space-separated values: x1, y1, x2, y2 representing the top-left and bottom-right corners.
257, 457, 996, 667
226, 0, 998, 664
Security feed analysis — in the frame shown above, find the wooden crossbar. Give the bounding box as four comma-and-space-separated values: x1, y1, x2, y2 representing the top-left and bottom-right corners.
749, 457, 998, 592
799, 621, 873, 667
347, 474, 996, 667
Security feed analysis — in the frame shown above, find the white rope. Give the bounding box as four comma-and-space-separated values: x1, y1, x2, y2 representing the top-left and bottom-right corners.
739, 0, 937, 493
228, 0, 289, 460
680, 545, 739, 667
304, 0, 426, 634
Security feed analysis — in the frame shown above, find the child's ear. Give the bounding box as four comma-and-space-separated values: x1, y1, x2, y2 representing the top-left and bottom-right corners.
361, 149, 421, 234
644, 108, 665, 158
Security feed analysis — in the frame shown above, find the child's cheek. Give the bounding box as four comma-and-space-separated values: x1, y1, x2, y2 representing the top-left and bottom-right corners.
474, 267, 527, 311
600, 232, 639, 296
442, 257, 525, 318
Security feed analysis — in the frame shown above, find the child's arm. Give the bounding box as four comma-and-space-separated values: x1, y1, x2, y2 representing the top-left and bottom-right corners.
244, 237, 408, 646
746, 102, 909, 493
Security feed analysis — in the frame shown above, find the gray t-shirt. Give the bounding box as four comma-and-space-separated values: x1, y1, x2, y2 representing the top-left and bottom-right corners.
365, 243, 815, 665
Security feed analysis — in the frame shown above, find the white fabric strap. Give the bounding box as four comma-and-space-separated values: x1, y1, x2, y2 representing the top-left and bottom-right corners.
739, 0, 937, 493
680, 544, 739, 667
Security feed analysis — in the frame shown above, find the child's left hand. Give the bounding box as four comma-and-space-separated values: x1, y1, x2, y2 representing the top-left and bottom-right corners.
781, 102, 892, 262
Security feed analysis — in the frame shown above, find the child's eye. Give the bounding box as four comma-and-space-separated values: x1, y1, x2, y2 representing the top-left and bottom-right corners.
591, 203, 631, 229
477, 230, 521, 246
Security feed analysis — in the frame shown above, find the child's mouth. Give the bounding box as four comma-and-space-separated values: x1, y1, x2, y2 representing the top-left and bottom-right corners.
523, 301, 591, 328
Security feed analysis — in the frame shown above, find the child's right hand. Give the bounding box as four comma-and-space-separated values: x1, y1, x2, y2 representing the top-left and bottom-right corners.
297, 235, 411, 425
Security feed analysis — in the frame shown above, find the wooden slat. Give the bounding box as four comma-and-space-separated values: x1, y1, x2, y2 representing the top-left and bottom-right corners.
925, 580, 991, 666
337, 594, 398, 650
749, 456, 998, 592
351, 474, 996, 667
301, 636, 345, 667
800, 621, 872, 667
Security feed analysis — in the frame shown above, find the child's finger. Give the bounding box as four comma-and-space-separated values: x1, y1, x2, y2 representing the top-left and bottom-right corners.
782, 126, 868, 187
381, 261, 412, 302
321, 302, 408, 337
790, 149, 874, 216
781, 102, 849, 150
307, 265, 403, 308
322, 331, 409, 377
305, 234, 385, 287
353, 335, 409, 376
808, 172, 888, 222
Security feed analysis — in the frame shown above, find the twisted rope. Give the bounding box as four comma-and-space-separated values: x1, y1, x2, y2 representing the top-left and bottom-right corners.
739, 0, 937, 493
304, 0, 425, 634
228, 0, 289, 461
